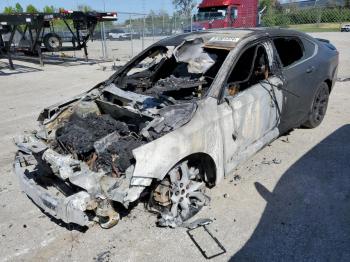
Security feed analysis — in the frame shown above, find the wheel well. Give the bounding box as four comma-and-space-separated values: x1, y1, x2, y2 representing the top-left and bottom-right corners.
325, 79, 332, 93
184, 153, 217, 188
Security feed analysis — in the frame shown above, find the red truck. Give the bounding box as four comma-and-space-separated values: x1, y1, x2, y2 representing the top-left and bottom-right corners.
192, 0, 258, 30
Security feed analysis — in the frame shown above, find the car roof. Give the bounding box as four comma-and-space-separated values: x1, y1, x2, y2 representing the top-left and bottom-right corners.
157, 27, 313, 48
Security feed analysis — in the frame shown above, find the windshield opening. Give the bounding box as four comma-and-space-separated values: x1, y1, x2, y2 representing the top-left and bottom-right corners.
197, 6, 228, 21
114, 38, 230, 102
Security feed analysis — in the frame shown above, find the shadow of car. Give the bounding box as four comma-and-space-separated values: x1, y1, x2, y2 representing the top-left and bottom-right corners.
231, 124, 350, 261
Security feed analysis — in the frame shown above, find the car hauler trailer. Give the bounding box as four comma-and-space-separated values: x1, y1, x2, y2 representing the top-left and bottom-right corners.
0, 11, 117, 69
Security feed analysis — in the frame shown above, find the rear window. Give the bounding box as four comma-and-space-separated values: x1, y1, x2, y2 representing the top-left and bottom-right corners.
301, 38, 317, 58
273, 37, 304, 67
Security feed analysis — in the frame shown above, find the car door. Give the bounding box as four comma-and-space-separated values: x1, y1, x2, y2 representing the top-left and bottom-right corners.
272, 36, 319, 132
218, 41, 284, 174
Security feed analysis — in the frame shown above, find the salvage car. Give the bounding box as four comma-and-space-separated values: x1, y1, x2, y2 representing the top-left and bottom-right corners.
14, 28, 338, 229
108, 28, 141, 41
341, 24, 350, 32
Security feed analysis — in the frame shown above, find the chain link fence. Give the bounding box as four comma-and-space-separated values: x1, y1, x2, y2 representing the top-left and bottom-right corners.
261, 6, 350, 32
82, 6, 350, 60
90, 12, 192, 61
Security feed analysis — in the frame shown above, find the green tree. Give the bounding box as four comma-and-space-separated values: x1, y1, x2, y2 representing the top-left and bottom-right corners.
259, 0, 268, 9
259, 0, 277, 10
15, 3, 23, 13
3, 6, 15, 14
77, 5, 93, 12
26, 4, 38, 13
172, 0, 196, 16
43, 5, 55, 13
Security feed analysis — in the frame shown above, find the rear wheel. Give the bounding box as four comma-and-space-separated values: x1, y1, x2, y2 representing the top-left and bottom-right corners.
303, 82, 330, 128
43, 33, 62, 52
150, 160, 209, 227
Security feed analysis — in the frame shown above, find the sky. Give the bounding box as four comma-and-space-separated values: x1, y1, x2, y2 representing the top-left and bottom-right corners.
0, 0, 175, 15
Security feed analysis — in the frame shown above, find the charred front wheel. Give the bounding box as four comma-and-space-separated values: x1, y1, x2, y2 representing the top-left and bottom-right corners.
151, 161, 209, 227
303, 82, 330, 128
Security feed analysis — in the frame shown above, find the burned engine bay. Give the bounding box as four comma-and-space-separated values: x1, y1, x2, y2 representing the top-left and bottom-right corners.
15, 37, 229, 228
47, 38, 228, 176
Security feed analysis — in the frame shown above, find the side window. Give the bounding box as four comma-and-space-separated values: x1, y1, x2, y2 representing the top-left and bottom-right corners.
227, 45, 256, 83
301, 38, 317, 58
225, 43, 271, 96
273, 37, 304, 67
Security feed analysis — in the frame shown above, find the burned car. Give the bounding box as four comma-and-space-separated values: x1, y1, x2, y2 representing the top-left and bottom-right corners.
14, 28, 338, 228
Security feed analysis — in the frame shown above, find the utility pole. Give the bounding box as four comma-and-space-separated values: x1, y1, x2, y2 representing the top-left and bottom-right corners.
129, 14, 134, 57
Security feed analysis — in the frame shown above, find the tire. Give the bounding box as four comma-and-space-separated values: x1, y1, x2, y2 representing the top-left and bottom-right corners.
0, 25, 11, 34
149, 160, 210, 227
43, 33, 62, 52
303, 82, 330, 128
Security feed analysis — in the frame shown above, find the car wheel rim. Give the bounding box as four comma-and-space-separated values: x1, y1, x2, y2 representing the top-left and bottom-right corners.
168, 161, 206, 220
312, 86, 329, 124
49, 37, 60, 48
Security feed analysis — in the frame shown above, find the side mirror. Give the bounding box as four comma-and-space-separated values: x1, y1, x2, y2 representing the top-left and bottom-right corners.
222, 82, 240, 102
219, 84, 231, 105
231, 9, 238, 20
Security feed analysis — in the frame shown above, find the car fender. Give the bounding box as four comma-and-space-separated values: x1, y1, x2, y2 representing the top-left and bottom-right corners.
131, 97, 224, 186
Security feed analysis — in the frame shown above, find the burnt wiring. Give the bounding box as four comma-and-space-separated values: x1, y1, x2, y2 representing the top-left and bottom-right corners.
258, 57, 301, 124
259, 79, 282, 123
269, 58, 300, 98
262, 78, 300, 98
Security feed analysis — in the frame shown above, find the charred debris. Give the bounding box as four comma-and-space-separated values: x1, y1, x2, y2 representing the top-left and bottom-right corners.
41, 38, 229, 178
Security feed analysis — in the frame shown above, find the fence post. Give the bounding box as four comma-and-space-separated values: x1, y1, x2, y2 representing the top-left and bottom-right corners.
190, 12, 193, 32
129, 14, 134, 57
102, 22, 108, 59
100, 23, 105, 59
142, 15, 145, 50
152, 15, 155, 43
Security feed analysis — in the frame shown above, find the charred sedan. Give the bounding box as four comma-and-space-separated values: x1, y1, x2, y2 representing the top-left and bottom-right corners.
14, 28, 338, 228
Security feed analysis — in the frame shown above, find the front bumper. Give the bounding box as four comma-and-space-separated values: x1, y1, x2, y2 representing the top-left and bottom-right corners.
14, 153, 93, 227
13, 133, 147, 229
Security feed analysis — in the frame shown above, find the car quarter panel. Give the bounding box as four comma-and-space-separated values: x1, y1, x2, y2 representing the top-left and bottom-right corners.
316, 40, 339, 90
277, 35, 338, 132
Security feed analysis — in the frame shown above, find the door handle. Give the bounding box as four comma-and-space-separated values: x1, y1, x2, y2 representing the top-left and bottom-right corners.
306, 66, 315, 73
232, 131, 238, 141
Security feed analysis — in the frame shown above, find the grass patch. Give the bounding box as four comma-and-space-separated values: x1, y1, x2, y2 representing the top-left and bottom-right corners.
286, 23, 342, 32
